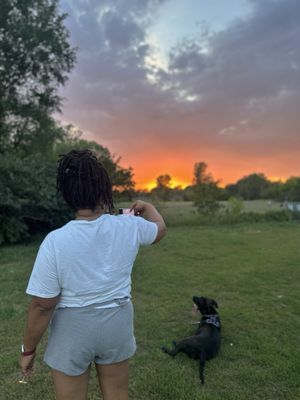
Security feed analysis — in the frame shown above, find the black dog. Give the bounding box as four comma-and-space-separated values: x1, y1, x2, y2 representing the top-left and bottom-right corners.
161, 296, 221, 384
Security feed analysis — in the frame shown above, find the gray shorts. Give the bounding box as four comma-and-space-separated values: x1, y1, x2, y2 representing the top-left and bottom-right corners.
44, 300, 136, 376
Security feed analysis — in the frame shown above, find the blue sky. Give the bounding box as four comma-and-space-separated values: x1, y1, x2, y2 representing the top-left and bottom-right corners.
148, 0, 251, 54
145, 0, 252, 73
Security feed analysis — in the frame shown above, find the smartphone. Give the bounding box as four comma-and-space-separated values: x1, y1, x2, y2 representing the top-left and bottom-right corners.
118, 208, 135, 215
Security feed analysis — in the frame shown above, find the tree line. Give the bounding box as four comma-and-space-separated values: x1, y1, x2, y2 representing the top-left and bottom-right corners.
147, 163, 300, 204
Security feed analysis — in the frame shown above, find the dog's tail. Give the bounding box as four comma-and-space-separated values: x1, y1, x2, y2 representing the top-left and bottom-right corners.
199, 350, 206, 385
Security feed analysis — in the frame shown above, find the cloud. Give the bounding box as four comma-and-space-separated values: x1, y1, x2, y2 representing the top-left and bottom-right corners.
160, 0, 300, 146
60, 0, 170, 122
58, 0, 300, 184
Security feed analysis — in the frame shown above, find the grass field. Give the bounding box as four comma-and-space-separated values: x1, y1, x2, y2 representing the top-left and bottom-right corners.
118, 200, 284, 227
1, 222, 300, 399
151, 199, 282, 215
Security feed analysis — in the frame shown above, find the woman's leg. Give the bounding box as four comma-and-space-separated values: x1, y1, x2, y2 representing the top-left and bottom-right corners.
52, 366, 91, 400
96, 360, 129, 400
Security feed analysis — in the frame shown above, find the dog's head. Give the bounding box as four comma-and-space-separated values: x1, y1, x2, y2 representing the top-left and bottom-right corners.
192, 296, 219, 315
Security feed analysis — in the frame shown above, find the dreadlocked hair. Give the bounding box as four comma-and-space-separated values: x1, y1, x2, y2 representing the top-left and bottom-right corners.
57, 149, 114, 213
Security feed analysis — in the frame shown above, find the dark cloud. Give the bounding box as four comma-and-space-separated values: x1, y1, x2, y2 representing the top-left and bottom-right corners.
60, 0, 168, 119
58, 0, 300, 184
161, 0, 300, 146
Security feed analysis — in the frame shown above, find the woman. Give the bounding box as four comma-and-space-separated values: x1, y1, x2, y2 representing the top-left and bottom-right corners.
19, 149, 166, 400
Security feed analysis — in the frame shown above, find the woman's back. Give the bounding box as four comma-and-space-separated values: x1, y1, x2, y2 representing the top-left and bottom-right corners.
27, 214, 158, 308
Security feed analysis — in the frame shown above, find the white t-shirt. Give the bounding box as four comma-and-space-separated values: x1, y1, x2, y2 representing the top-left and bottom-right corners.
26, 214, 158, 308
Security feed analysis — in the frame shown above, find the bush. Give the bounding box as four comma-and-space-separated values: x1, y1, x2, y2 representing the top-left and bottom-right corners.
0, 154, 72, 245
263, 210, 293, 222
194, 184, 221, 216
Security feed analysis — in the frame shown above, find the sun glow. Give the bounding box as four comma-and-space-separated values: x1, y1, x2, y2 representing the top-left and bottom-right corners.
139, 178, 190, 192
136, 174, 289, 192
268, 176, 287, 183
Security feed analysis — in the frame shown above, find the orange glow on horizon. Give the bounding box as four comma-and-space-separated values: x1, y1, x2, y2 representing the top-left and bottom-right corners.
135, 174, 289, 191
268, 176, 287, 183
118, 148, 298, 192
137, 178, 191, 191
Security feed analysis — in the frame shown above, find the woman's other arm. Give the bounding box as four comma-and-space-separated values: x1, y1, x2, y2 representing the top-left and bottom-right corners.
20, 295, 60, 377
130, 200, 166, 243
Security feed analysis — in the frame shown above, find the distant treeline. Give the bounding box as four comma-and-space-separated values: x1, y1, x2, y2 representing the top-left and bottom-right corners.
140, 168, 300, 203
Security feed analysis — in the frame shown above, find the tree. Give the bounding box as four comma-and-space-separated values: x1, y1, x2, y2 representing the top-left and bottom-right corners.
193, 162, 214, 185
0, 152, 71, 244
0, 1, 136, 244
282, 177, 300, 201
235, 173, 271, 200
224, 183, 238, 199
0, 0, 76, 153
156, 174, 172, 188
193, 162, 221, 215
262, 181, 285, 201
151, 174, 172, 201
183, 185, 194, 201
193, 181, 221, 215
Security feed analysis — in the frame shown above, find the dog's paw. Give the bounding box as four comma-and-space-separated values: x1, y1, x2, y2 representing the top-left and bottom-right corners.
161, 346, 174, 357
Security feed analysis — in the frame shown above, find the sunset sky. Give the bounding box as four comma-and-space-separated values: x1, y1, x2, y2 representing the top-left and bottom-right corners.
58, 0, 300, 190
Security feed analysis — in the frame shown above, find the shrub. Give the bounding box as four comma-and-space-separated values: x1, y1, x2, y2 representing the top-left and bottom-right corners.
0, 154, 72, 244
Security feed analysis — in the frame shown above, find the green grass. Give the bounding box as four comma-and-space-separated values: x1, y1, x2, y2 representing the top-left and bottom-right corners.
1, 223, 300, 399
117, 200, 284, 226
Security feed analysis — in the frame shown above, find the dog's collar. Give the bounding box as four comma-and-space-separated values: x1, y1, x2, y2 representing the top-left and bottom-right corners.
202, 314, 221, 329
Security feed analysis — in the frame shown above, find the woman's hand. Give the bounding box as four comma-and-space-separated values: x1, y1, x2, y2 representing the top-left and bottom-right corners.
20, 295, 59, 379
19, 352, 36, 378
130, 200, 148, 216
